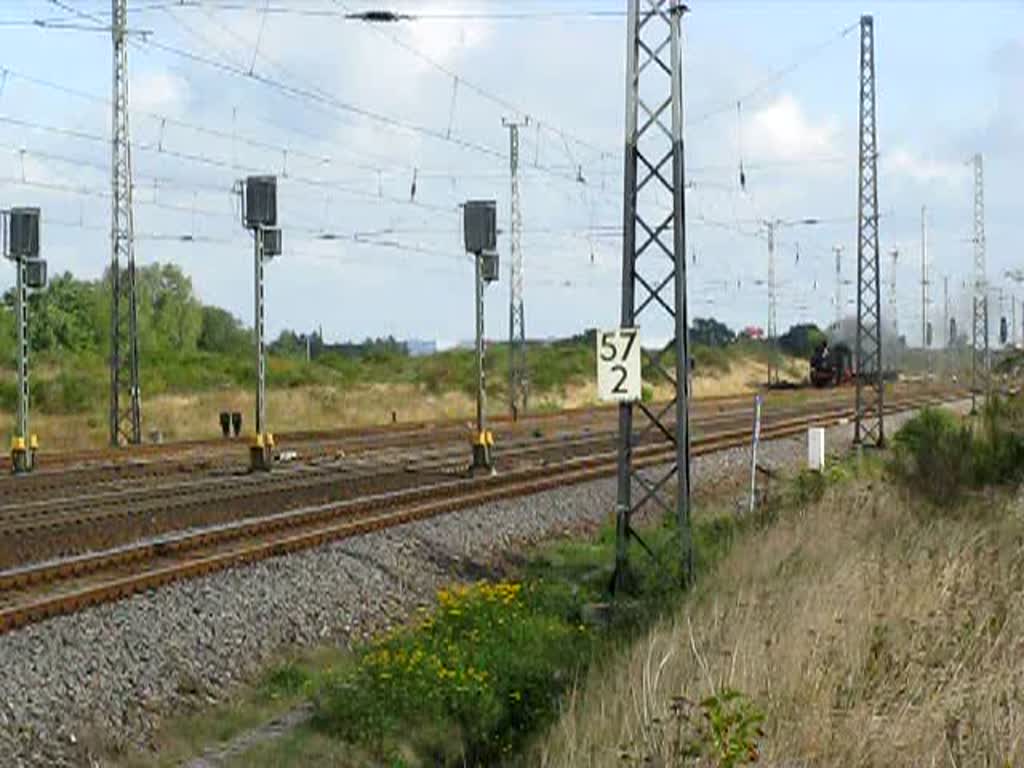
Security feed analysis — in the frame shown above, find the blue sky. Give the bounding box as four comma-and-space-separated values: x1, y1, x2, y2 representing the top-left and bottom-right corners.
0, 0, 1020, 347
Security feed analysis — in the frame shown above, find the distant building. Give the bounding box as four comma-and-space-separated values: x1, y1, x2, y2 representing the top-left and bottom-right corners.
740, 326, 765, 340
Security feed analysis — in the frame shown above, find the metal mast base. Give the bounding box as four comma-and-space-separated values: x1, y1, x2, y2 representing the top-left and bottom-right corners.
249, 433, 274, 472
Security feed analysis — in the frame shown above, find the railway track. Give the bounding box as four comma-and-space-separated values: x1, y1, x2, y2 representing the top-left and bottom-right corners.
0, 390, 960, 635
0, 385, 929, 497
0, 393, 938, 569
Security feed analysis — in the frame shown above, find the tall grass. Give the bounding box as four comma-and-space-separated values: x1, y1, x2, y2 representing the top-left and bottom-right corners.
535, 469, 1024, 767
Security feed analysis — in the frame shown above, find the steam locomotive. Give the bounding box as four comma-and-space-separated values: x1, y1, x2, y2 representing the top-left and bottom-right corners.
809, 340, 854, 387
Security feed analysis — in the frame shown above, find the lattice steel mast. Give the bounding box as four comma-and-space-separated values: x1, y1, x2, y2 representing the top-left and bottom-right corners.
834, 245, 843, 331
614, 0, 692, 590
921, 206, 929, 350
110, 0, 141, 445
889, 247, 899, 339
504, 117, 529, 420
766, 223, 778, 384
854, 14, 884, 446
971, 152, 988, 409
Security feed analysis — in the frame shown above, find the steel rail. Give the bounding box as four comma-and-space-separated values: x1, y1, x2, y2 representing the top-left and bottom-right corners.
0, 394, 878, 528
0, 392, 958, 635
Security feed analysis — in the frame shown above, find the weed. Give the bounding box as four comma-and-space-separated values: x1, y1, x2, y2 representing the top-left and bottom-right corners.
259, 663, 312, 701
619, 688, 765, 767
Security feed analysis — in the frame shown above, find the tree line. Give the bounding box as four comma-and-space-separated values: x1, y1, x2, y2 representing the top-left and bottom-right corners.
0, 265, 830, 366
0, 263, 417, 364
0, 264, 249, 361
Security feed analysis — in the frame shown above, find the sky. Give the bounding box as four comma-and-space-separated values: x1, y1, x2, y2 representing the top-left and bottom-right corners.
0, 0, 1021, 349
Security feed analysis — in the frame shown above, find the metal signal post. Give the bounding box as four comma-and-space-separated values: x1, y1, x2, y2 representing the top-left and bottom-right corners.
464, 200, 499, 473
854, 14, 884, 447
614, 0, 693, 591
110, 0, 142, 446
4, 208, 46, 473
239, 176, 281, 471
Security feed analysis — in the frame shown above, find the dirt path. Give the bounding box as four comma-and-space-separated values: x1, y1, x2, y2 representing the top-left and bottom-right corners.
182, 704, 312, 768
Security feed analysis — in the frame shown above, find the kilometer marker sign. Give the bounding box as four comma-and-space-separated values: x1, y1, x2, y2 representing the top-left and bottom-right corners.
596, 328, 642, 403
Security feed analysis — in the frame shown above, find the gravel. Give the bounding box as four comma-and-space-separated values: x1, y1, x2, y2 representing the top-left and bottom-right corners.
0, 400, 966, 767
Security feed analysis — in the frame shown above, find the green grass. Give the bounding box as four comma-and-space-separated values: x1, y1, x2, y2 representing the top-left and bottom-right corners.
111, 647, 349, 768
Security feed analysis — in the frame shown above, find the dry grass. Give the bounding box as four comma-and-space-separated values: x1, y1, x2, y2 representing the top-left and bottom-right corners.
536, 477, 1024, 766
0, 384, 479, 451
3, 354, 803, 452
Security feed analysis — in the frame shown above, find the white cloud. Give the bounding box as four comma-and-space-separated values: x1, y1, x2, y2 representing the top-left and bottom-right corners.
747, 94, 839, 159
405, 6, 492, 70
131, 71, 191, 115
885, 148, 969, 187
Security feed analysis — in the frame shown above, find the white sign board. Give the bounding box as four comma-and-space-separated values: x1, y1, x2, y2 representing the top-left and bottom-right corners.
597, 328, 642, 402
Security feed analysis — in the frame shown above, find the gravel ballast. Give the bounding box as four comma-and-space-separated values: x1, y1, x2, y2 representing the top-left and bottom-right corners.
0, 402, 962, 766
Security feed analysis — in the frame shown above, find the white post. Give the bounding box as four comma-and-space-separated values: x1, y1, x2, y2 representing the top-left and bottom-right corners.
748, 394, 762, 514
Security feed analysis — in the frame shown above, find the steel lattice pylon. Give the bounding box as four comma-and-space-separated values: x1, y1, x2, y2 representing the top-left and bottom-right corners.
614, 0, 692, 590
766, 225, 778, 384
971, 153, 989, 409
854, 14, 884, 447
504, 117, 529, 420
110, 0, 141, 446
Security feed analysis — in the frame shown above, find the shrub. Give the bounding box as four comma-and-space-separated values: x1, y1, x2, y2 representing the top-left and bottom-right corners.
314, 580, 589, 763
890, 400, 1024, 506
891, 408, 975, 505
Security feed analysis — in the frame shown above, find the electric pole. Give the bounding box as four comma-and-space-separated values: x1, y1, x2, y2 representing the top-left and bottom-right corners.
854, 14, 884, 447
944, 275, 950, 347
1007, 296, 1015, 348
614, 0, 692, 590
971, 153, 988, 408
766, 222, 777, 385
834, 245, 843, 331
889, 247, 899, 341
760, 217, 818, 384
504, 116, 529, 421
110, 0, 142, 446
921, 205, 929, 351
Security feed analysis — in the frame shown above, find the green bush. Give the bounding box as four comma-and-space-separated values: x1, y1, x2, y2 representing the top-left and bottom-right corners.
890, 401, 1024, 506
314, 580, 589, 763
891, 408, 976, 505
